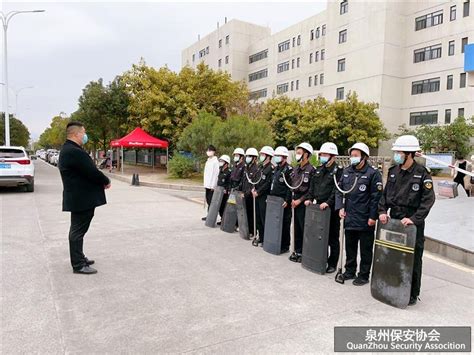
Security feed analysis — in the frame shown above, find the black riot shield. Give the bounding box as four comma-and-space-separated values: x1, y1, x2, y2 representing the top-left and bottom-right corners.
221, 191, 238, 233
205, 186, 225, 228
263, 195, 285, 255
235, 192, 250, 240
301, 204, 331, 274
371, 219, 417, 309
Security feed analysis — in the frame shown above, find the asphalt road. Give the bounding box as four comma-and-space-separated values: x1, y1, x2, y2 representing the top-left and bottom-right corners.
1, 160, 473, 353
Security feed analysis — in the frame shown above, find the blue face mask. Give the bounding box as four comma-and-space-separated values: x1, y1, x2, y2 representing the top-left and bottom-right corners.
82, 133, 89, 145
319, 156, 329, 165
274, 156, 282, 164
245, 157, 253, 165
350, 156, 361, 166
393, 152, 405, 165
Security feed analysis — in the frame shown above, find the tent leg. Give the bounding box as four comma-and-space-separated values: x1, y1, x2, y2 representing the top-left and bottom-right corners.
121, 146, 124, 174
166, 147, 169, 175
152, 148, 155, 171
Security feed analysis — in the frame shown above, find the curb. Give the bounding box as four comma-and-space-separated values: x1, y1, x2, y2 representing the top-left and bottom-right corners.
425, 236, 474, 268
105, 172, 203, 192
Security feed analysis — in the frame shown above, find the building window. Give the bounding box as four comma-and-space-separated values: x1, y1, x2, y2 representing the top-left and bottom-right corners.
296, 80, 299, 90
336, 87, 345, 100
448, 40, 455, 56
315, 51, 319, 62
291, 81, 294, 91
277, 61, 290, 73
340, 0, 348, 14
322, 25, 326, 36
249, 49, 268, 64
339, 29, 347, 44
292, 37, 296, 47
450, 5, 456, 21
460, 73, 467, 88
199, 49, 205, 58
291, 59, 295, 69
310, 53, 313, 63
337, 58, 346, 72
310, 30, 314, 40
278, 40, 290, 53
415, 10, 443, 31
309, 76, 313, 87
277, 83, 289, 94
206, 46, 209, 54
458, 108, 465, 117
413, 44, 442, 62
409, 111, 438, 125
249, 89, 268, 100
464, 0, 470, 17
249, 69, 268, 82
462, 37, 468, 53
297, 35, 301, 46
297, 57, 300, 68
320, 73, 324, 85
411, 77, 440, 95
192, 54, 195, 62
445, 109, 451, 124
225, 35, 230, 44
316, 27, 320, 38
219, 39, 222, 48
447, 75, 453, 90
218, 59, 222, 67
321, 49, 325, 60
225, 56, 229, 64
315, 75, 318, 86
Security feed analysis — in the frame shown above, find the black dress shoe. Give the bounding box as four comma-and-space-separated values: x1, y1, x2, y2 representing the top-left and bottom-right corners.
342, 272, 356, 281
353, 277, 369, 286
217, 221, 222, 226
201, 217, 207, 221
85, 258, 95, 266
326, 266, 336, 274
73, 266, 98, 274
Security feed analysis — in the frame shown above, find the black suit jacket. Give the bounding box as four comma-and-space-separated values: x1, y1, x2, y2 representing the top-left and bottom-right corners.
58, 139, 110, 212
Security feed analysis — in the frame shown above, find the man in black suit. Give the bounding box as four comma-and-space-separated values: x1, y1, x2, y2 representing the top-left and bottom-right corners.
58, 121, 111, 274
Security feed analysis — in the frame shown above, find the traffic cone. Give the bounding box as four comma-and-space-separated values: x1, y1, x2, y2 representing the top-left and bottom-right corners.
135, 174, 140, 186
131, 173, 136, 185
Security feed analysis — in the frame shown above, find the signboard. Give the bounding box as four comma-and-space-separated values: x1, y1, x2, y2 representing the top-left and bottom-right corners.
425, 153, 453, 169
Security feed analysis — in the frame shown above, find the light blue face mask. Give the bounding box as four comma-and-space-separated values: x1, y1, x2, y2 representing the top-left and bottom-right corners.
245, 157, 253, 165
393, 152, 405, 165
82, 133, 89, 145
274, 156, 282, 164
319, 156, 329, 165
259, 155, 266, 163
350, 156, 361, 166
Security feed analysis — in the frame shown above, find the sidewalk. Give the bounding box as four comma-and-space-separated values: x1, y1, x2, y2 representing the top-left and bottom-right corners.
105, 164, 203, 191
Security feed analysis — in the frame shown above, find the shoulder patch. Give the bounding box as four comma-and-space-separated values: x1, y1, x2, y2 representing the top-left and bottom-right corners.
423, 179, 433, 190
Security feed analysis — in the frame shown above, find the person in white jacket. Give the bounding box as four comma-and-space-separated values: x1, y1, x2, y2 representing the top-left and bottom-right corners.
202, 145, 220, 221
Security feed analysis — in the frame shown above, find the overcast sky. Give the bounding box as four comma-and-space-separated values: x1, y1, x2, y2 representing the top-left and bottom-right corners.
1, 1, 327, 139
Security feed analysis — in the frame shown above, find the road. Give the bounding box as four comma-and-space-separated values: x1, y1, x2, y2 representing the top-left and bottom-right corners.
1, 160, 473, 353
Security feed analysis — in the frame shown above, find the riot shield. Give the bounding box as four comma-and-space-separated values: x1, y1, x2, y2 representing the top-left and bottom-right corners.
235, 192, 250, 240
263, 195, 285, 255
205, 186, 225, 228
221, 191, 238, 233
301, 204, 331, 274
371, 219, 417, 309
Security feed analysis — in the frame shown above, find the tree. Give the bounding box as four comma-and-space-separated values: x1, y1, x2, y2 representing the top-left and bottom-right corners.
0, 114, 30, 147
37, 115, 69, 149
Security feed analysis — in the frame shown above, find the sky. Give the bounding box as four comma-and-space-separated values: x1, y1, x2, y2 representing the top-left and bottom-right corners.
1, 1, 327, 139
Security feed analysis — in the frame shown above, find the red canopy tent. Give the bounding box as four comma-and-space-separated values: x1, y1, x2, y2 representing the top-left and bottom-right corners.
110, 128, 169, 173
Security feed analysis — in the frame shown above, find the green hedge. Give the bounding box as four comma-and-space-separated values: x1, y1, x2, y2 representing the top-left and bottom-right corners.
168, 154, 195, 178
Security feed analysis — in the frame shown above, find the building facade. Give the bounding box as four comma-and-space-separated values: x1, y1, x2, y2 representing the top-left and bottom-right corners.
182, 1, 474, 133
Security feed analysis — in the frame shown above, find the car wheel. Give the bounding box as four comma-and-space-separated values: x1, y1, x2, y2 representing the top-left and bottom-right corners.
26, 182, 34, 192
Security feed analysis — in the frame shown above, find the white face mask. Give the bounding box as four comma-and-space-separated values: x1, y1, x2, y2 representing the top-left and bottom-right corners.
259, 155, 266, 163
274, 156, 282, 164
233, 155, 240, 162
245, 157, 253, 164
219, 161, 225, 167
295, 154, 303, 162
206, 151, 214, 157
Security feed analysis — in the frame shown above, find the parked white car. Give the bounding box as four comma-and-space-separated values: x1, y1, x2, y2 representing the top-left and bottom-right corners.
50, 152, 60, 166
0, 146, 35, 192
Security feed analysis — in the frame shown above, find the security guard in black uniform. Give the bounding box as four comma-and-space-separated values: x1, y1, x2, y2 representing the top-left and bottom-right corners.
270, 146, 293, 253
378, 135, 435, 306
251, 146, 274, 246
230, 148, 246, 189
335, 142, 383, 286
240, 148, 259, 238
217, 155, 232, 223
289, 142, 316, 263
305, 142, 343, 273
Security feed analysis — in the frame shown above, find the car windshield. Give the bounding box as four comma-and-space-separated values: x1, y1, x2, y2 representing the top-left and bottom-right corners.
0, 149, 25, 158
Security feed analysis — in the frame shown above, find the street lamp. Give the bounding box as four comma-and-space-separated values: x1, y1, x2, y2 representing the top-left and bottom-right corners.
1, 10, 45, 146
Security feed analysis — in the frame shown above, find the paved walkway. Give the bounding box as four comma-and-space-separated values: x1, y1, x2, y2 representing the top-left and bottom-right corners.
1, 160, 473, 353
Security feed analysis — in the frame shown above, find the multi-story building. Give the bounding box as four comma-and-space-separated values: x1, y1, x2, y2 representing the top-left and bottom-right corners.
182, 1, 474, 134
